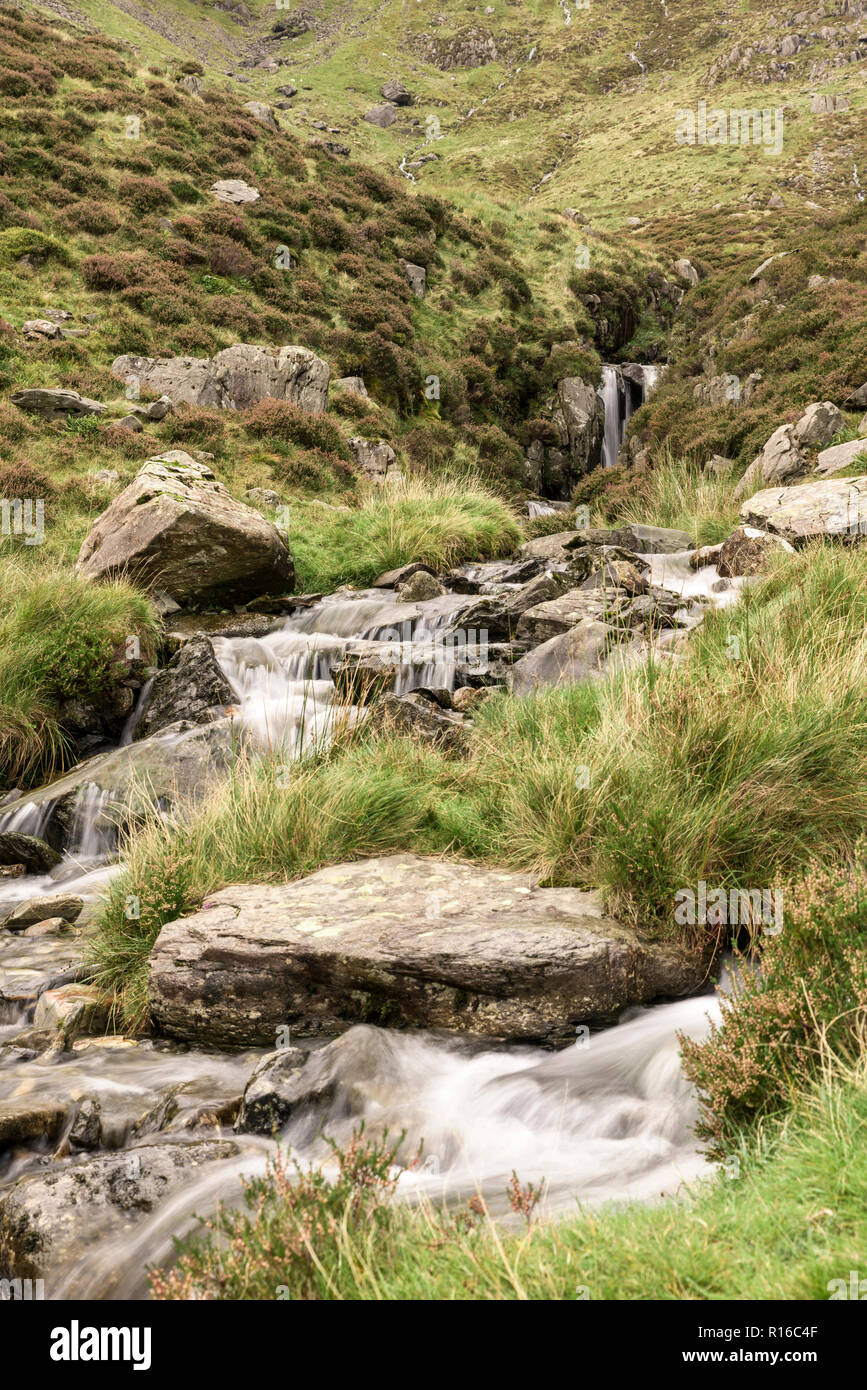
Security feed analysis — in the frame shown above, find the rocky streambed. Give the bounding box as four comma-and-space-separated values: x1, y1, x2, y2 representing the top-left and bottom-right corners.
0, 517, 751, 1298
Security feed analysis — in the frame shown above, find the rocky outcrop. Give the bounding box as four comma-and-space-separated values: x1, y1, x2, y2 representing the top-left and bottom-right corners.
526, 379, 605, 497
381, 79, 412, 105
135, 637, 235, 740
348, 437, 400, 482
425, 28, 498, 69
734, 403, 845, 500
210, 178, 260, 204
399, 259, 426, 297
739, 476, 867, 543
10, 388, 106, 421
111, 344, 329, 414
364, 103, 398, 127
147, 854, 711, 1047
243, 100, 279, 129
76, 451, 295, 606
815, 436, 867, 477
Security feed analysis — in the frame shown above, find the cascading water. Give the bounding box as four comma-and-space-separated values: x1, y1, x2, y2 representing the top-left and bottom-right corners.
598, 363, 664, 468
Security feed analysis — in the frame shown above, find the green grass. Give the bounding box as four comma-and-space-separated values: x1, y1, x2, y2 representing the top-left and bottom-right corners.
150, 1065, 867, 1300
90, 541, 867, 1029
287, 472, 521, 592
0, 556, 159, 785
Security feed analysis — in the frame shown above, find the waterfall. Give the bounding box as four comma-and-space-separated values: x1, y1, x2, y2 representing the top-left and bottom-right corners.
598, 364, 663, 468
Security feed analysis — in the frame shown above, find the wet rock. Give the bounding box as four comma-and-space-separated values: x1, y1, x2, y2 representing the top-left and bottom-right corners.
148, 854, 710, 1048
364, 692, 469, 752
509, 619, 632, 694
501, 570, 572, 619
519, 530, 581, 563
10, 388, 107, 421
572, 524, 694, 555
136, 637, 234, 740
69, 1098, 103, 1150
330, 651, 396, 704
112, 344, 329, 414
0, 1140, 239, 1283
235, 1047, 308, 1133
396, 570, 444, 602
1, 896, 84, 932
21, 918, 71, 938
516, 590, 623, 645
0, 832, 61, 875
739, 476, 867, 544
33, 985, 108, 1043
373, 561, 435, 589
579, 560, 648, 596
76, 451, 295, 606
0, 1098, 66, 1150
717, 526, 794, 577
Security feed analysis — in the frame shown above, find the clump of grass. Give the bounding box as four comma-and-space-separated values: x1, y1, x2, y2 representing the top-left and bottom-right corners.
288, 471, 521, 592
0, 557, 159, 786
148, 1072, 867, 1300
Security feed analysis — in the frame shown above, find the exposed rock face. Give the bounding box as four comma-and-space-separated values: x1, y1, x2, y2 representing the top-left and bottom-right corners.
111, 344, 330, 414
693, 371, 761, 407
10, 388, 106, 421
399, 259, 426, 297
734, 404, 847, 500
427, 28, 498, 69
717, 526, 794, 578
331, 375, 368, 399
0, 832, 61, 875
348, 436, 400, 482
147, 854, 710, 1047
526, 380, 604, 497
739, 476, 867, 543
76, 451, 295, 606
0, 1141, 238, 1284
136, 637, 235, 740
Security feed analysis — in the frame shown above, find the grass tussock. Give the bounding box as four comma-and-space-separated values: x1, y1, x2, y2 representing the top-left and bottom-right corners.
149, 1069, 867, 1300
288, 472, 521, 592
0, 557, 159, 785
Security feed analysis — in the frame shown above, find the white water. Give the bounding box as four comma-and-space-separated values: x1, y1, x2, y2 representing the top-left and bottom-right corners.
599, 364, 663, 469
46, 990, 722, 1299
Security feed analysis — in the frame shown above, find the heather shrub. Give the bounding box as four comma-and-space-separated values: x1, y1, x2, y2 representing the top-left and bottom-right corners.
159, 404, 226, 446
683, 848, 867, 1159
244, 399, 350, 460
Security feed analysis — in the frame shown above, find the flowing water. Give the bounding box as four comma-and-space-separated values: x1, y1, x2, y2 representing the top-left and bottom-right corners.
598, 363, 662, 469
0, 551, 737, 1299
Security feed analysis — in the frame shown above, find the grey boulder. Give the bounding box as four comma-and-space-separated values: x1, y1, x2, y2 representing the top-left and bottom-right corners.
76, 451, 294, 605
147, 854, 711, 1047
112, 344, 330, 414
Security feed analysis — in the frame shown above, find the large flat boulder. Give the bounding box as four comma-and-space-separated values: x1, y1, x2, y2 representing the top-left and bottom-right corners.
147, 853, 708, 1047
739, 476, 867, 543
815, 436, 867, 477
76, 451, 294, 605
111, 344, 329, 414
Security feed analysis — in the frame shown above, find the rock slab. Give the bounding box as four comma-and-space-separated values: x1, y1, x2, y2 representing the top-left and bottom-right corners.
148, 853, 710, 1047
